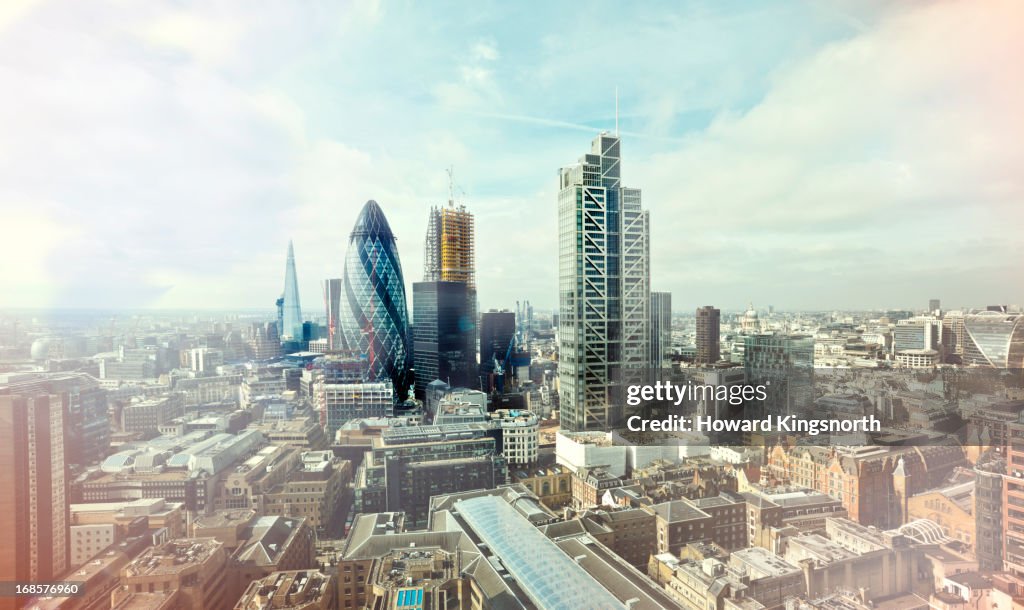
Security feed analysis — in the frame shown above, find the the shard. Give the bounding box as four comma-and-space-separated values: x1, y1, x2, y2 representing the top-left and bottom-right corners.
280, 240, 304, 341
339, 200, 412, 399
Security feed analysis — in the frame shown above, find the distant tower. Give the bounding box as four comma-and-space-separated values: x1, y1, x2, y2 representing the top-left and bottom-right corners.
557, 132, 650, 432
281, 240, 303, 341
696, 306, 721, 365
339, 201, 412, 399
322, 278, 343, 350
650, 292, 672, 376
892, 457, 910, 527
741, 302, 760, 334
929, 299, 940, 313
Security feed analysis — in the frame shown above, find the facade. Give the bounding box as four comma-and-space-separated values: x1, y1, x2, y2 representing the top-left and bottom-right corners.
479, 309, 516, 393
743, 334, 814, 416
650, 291, 673, 375
121, 393, 185, 435
354, 425, 508, 528
558, 132, 651, 432
411, 281, 477, 397
696, 306, 722, 365
321, 278, 343, 351
280, 240, 304, 342
961, 311, 1024, 368
321, 381, 394, 441
0, 392, 69, 593
339, 200, 412, 399
1005, 415, 1024, 576
892, 317, 940, 353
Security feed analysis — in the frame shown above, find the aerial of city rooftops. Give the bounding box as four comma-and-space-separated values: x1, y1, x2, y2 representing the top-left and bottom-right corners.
3, 1, 1024, 608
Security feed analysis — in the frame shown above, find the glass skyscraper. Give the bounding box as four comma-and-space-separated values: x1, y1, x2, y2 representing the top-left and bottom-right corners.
280, 240, 304, 342
340, 200, 413, 400
412, 281, 477, 397
557, 132, 651, 432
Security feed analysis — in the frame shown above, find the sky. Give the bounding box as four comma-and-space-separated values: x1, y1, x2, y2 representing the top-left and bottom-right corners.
1, 0, 1022, 314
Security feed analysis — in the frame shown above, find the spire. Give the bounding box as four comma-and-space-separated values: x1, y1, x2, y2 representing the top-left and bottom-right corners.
281, 239, 303, 341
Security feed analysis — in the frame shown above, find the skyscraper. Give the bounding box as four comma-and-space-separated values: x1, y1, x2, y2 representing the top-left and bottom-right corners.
322, 278, 343, 350
280, 240, 303, 342
479, 309, 516, 392
650, 292, 672, 375
0, 391, 69, 597
339, 200, 412, 400
744, 334, 814, 416
424, 203, 475, 286
696, 305, 721, 365
412, 281, 477, 397
415, 195, 478, 398
557, 132, 650, 432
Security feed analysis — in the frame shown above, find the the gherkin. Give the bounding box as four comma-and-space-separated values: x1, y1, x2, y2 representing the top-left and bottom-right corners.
339, 200, 412, 399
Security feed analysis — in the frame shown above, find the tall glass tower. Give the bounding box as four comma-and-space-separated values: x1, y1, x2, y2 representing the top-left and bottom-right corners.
340, 200, 412, 399
280, 240, 303, 341
558, 133, 650, 432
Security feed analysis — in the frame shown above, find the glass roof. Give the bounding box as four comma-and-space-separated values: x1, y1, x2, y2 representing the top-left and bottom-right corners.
456, 495, 624, 610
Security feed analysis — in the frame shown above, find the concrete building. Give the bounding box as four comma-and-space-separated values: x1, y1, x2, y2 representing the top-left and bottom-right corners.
115, 538, 230, 610
0, 392, 69, 597
234, 570, 335, 610
696, 306, 722, 365
121, 393, 185, 435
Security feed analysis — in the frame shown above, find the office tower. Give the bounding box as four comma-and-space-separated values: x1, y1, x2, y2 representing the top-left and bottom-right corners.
412, 281, 477, 397
892, 317, 940, 352
1005, 416, 1024, 576
339, 200, 413, 400
744, 334, 814, 416
943, 310, 966, 358
0, 393, 69, 593
414, 197, 478, 398
479, 309, 516, 392
280, 240, 304, 342
323, 381, 395, 441
557, 132, 650, 432
321, 278, 343, 350
649, 291, 672, 375
975, 457, 1005, 572
962, 312, 1024, 368
695, 305, 721, 365
423, 203, 475, 286
929, 298, 941, 313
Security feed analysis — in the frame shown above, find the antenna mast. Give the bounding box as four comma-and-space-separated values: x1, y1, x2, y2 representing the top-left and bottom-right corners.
446, 165, 455, 207
615, 86, 619, 136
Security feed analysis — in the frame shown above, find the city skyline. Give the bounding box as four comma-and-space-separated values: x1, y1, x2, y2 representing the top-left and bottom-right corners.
2, 0, 1023, 313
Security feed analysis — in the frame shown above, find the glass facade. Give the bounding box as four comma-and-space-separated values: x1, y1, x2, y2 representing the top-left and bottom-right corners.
281, 240, 304, 341
412, 281, 477, 398
962, 312, 1024, 368
340, 200, 413, 400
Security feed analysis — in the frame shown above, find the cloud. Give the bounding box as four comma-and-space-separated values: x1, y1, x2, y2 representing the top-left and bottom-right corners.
637, 0, 1024, 310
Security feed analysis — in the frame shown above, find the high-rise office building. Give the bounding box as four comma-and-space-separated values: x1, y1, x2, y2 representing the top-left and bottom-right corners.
650, 292, 672, 375
696, 305, 721, 365
0, 392, 69, 595
321, 278, 343, 350
929, 298, 941, 313
412, 281, 477, 397
744, 334, 814, 416
339, 200, 413, 399
280, 240, 303, 342
479, 309, 516, 392
557, 132, 650, 431
415, 197, 478, 398
961, 312, 1024, 368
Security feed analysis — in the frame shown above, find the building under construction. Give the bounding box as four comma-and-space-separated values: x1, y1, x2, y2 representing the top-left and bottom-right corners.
424, 203, 475, 287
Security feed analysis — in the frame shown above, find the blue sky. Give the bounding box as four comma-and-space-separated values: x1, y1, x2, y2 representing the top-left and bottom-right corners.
1, 0, 1022, 313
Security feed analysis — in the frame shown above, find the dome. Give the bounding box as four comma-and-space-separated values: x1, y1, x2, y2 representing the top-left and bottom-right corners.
30, 338, 54, 360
